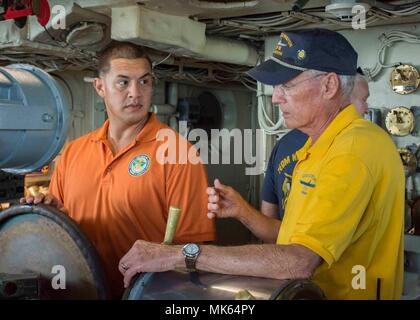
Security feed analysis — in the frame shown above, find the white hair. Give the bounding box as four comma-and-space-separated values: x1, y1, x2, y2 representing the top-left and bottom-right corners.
338, 75, 355, 99
354, 73, 367, 86
308, 69, 355, 99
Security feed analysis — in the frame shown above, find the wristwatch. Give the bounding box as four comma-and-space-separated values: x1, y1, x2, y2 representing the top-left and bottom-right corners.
182, 243, 201, 272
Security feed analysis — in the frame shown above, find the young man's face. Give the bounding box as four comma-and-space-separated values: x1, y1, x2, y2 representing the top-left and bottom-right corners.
94, 58, 153, 126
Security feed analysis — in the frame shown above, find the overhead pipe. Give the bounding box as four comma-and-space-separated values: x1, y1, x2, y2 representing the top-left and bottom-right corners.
111, 6, 259, 66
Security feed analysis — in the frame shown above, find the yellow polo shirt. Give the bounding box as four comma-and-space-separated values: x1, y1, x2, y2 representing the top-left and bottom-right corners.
277, 105, 404, 300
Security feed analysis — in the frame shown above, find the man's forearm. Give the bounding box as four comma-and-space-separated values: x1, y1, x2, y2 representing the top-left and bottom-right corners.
173, 244, 318, 280
237, 204, 281, 243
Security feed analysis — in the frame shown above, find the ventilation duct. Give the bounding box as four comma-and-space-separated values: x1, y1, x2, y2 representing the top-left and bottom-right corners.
111, 5, 258, 66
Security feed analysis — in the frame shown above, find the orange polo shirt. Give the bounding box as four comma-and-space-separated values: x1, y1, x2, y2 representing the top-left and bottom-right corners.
49, 113, 216, 298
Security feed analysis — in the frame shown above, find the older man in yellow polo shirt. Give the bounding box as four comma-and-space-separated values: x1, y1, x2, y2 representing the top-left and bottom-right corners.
119, 29, 404, 300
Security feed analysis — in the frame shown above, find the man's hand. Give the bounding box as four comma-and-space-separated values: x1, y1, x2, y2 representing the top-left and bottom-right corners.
119, 240, 180, 288
207, 179, 250, 220
20, 193, 67, 213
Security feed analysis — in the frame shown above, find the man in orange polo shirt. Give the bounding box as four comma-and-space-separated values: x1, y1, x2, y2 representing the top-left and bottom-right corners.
21, 42, 216, 298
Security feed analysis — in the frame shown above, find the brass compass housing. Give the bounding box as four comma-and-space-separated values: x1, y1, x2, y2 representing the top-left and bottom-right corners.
385, 107, 415, 136
398, 148, 418, 177
390, 64, 420, 95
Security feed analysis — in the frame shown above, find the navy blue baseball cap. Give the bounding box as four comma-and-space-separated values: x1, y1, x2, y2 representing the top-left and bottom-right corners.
247, 28, 358, 85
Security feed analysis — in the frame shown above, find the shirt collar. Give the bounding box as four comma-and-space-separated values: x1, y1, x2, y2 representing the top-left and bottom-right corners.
90, 113, 163, 143
296, 104, 361, 160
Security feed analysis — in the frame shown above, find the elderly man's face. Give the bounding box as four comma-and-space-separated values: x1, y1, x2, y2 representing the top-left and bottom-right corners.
351, 78, 369, 115
272, 71, 325, 130
94, 58, 153, 126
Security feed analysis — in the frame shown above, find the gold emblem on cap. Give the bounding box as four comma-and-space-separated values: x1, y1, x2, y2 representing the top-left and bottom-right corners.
280, 33, 293, 47
297, 49, 306, 60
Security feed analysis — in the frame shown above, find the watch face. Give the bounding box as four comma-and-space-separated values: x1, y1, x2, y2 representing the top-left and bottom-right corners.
184, 243, 200, 256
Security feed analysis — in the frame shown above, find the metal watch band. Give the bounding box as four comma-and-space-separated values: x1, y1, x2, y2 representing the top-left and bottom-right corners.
185, 256, 197, 272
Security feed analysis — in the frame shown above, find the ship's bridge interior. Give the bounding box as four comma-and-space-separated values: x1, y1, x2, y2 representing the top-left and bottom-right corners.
1, 0, 420, 300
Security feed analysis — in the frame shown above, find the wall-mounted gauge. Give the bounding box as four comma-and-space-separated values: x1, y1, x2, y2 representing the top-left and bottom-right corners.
390, 64, 420, 95
398, 147, 418, 177
385, 107, 415, 136
364, 108, 382, 126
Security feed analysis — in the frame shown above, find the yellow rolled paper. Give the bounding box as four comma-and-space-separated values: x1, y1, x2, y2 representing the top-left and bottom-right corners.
163, 206, 181, 244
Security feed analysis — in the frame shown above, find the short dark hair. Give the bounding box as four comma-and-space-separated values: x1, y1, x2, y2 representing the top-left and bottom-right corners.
97, 41, 153, 76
